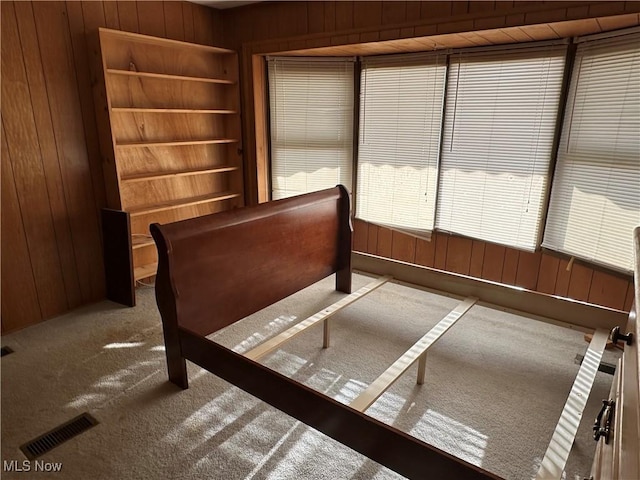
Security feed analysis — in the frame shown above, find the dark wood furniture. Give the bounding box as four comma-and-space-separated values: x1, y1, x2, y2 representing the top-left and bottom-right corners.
151, 185, 633, 480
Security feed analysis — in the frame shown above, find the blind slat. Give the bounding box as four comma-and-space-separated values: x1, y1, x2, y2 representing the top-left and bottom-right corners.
436, 47, 566, 251
268, 58, 354, 200
543, 34, 640, 272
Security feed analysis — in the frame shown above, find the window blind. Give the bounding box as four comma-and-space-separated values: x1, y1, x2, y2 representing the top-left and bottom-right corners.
356, 53, 447, 231
436, 46, 566, 251
543, 33, 640, 272
268, 57, 354, 200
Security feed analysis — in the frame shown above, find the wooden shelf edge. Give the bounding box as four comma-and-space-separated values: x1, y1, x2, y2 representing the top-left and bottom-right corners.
111, 108, 237, 114
134, 262, 158, 281
122, 166, 238, 183
116, 139, 239, 148
131, 235, 155, 249
106, 69, 236, 85
99, 27, 236, 54
129, 191, 241, 217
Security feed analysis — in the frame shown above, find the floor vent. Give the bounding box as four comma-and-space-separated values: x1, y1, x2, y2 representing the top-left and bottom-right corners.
20, 413, 98, 460
1, 346, 14, 357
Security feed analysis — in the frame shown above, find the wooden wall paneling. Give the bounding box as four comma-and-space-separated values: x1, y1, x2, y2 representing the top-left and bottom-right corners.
324, 1, 336, 32
515, 250, 541, 290
353, 1, 382, 28
103, 1, 120, 30
1, 121, 43, 332
469, 240, 485, 278
32, 1, 105, 301
211, 4, 225, 47
415, 236, 436, 268
451, 1, 470, 16
136, 1, 166, 38
382, 1, 407, 24
434, 232, 448, 270
391, 231, 416, 263
252, 53, 269, 203
278, 2, 308, 37
193, 3, 215, 46
422, 1, 454, 20
353, 219, 368, 252
13, 1, 83, 309
182, 1, 196, 43
624, 282, 635, 312
307, 1, 325, 33
501, 248, 519, 284
376, 226, 393, 257
588, 270, 628, 310
335, 1, 354, 30
1, 2, 69, 318
116, 1, 139, 33
406, 2, 421, 21
69, 1, 108, 211
445, 236, 472, 275
567, 262, 593, 302
481, 243, 505, 282
555, 258, 572, 297
367, 223, 379, 254
536, 253, 560, 294
164, 1, 186, 42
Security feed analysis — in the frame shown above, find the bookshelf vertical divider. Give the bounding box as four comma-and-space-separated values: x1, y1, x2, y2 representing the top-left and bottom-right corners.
91, 27, 244, 306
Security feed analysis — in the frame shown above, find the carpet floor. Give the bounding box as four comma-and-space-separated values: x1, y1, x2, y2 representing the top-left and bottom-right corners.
1, 273, 619, 479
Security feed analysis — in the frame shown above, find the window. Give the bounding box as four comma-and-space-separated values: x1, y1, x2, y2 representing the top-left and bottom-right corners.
436, 46, 567, 251
356, 53, 446, 231
543, 33, 640, 272
268, 57, 354, 200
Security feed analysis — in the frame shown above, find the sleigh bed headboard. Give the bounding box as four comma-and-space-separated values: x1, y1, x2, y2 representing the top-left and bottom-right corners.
150, 186, 352, 385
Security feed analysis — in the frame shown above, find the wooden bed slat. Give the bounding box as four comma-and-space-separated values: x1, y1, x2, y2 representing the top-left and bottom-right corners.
350, 296, 478, 412
180, 328, 499, 480
244, 275, 391, 361
535, 328, 609, 480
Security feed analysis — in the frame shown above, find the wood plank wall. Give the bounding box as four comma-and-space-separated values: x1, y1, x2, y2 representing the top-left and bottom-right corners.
219, 1, 638, 312
0, 1, 222, 333
353, 220, 634, 312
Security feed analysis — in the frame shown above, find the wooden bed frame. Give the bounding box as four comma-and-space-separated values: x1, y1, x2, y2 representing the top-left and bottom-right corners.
151, 186, 636, 480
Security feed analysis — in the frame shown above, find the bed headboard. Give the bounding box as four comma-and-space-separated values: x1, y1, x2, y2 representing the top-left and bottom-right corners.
151, 186, 352, 337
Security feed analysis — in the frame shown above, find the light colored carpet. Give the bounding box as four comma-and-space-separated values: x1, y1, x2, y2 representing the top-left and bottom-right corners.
1, 273, 619, 480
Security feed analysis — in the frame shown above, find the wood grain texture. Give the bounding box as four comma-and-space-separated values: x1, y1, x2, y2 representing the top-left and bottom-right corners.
367, 223, 379, 254
376, 226, 393, 257
501, 248, 519, 285
567, 262, 594, 302
434, 232, 448, 270
1, 120, 42, 332
1, 1, 219, 332
481, 243, 505, 282
445, 236, 472, 275
391, 230, 416, 263
164, 1, 186, 42
555, 258, 572, 297
117, 1, 139, 33
588, 270, 628, 310
32, 1, 105, 302
2, 2, 69, 318
515, 250, 541, 290
537, 253, 560, 294
469, 240, 485, 278
136, 1, 166, 38
353, 219, 368, 252
13, 1, 83, 309
415, 237, 436, 268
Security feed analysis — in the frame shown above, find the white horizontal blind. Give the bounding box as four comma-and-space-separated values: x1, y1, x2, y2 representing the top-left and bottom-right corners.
543, 33, 640, 272
268, 57, 354, 200
357, 53, 446, 231
437, 47, 566, 251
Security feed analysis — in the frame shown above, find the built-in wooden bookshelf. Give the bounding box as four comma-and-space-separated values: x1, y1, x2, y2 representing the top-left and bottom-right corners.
92, 28, 244, 306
